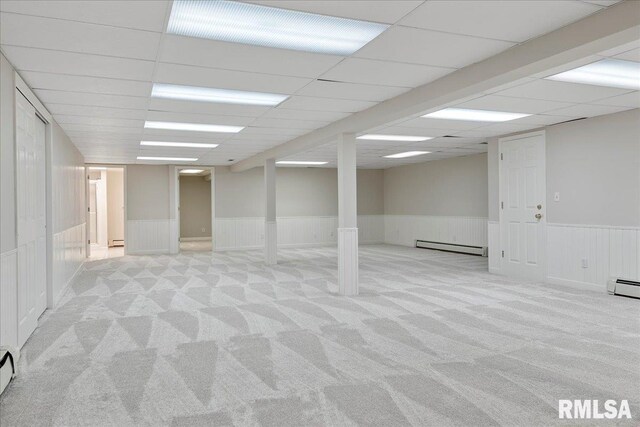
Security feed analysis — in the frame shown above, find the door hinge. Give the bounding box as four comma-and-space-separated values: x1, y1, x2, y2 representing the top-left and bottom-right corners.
500, 153, 503, 160
501, 250, 504, 258
501, 201, 504, 209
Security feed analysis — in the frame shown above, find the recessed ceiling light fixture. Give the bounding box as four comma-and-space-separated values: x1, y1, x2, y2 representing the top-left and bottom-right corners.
276, 161, 328, 165
423, 108, 530, 122
357, 134, 433, 142
140, 141, 219, 148
180, 169, 204, 174
137, 156, 197, 162
152, 83, 289, 106
384, 151, 430, 159
144, 121, 244, 133
88, 167, 107, 170
167, 0, 389, 55
546, 59, 640, 90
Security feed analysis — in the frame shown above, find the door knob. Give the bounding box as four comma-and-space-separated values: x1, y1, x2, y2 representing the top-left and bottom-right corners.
535, 213, 542, 220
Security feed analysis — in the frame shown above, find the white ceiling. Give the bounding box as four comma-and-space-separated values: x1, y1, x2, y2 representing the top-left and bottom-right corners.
0, 0, 636, 168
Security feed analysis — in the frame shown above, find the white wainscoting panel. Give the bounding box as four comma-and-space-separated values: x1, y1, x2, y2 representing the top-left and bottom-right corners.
52, 223, 86, 305
384, 215, 488, 248
0, 249, 18, 349
547, 223, 639, 287
488, 221, 500, 273
127, 219, 172, 255
214, 215, 384, 251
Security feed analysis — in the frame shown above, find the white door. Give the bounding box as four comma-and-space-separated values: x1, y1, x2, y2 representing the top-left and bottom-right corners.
499, 131, 546, 281
16, 91, 47, 347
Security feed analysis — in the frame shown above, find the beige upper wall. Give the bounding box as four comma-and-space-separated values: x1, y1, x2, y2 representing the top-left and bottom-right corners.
546, 109, 639, 226
126, 165, 170, 220
215, 166, 384, 218
179, 175, 211, 238
488, 109, 640, 226
0, 53, 16, 253
383, 153, 489, 217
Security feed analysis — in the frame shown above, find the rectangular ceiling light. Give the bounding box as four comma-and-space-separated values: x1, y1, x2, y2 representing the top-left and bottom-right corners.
137, 156, 197, 162
88, 167, 106, 170
152, 83, 289, 106
357, 134, 433, 142
423, 108, 530, 122
276, 161, 328, 165
140, 141, 219, 148
144, 121, 244, 133
384, 151, 430, 159
546, 59, 640, 90
180, 169, 204, 174
167, 0, 389, 56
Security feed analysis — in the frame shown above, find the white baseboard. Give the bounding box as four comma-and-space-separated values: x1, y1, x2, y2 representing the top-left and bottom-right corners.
546, 276, 604, 292
180, 237, 212, 242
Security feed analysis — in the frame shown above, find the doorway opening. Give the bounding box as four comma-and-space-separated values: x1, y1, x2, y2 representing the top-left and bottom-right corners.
178, 168, 213, 252
87, 166, 125, 259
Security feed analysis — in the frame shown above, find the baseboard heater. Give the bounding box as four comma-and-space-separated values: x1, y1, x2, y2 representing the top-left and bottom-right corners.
607, 278, 640, 299
415, 240, 488, 257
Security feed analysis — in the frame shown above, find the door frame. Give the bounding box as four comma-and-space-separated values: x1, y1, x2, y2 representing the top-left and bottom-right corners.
85, 165, 128, 256
172, 166, 215, 253
15, 74, 55, 310
498, 130, 547, 281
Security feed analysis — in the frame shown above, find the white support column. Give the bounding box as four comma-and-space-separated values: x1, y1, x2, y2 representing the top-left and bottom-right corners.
264, 158, 277, 265
337, 133, 358, 295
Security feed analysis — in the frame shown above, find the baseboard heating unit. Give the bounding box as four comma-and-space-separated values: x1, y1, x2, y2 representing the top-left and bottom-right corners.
607, 278, 640, 299
415, 240, 488, 257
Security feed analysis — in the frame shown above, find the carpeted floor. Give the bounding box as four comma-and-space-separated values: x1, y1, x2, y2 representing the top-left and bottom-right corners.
1, 244, 638, 426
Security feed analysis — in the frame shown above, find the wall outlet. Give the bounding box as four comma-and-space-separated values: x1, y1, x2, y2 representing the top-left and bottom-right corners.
554, 192, 560, 202
581, 258, 588, 268
201, 227, 205, 233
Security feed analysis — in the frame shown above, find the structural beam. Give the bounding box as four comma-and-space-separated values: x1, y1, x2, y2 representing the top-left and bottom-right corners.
337, 133, 358, 295
231, 0, 640, 172
264, 158, 277, 265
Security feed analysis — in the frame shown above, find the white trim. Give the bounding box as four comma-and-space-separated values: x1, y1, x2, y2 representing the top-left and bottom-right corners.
14, 72, 51, 123
546, 276, 603, 292
180, 237, 211, 242
547, 222, 640, 231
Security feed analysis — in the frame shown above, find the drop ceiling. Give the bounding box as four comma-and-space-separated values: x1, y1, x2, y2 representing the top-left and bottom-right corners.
0, 0, 636, 168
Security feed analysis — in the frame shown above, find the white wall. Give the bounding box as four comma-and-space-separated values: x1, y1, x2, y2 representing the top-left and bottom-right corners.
1, 53, 86, 349
107, 168, 124, 245
488, 109, 640, 286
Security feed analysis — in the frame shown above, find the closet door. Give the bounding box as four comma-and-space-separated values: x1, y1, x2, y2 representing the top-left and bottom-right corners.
16, 90, 47, 347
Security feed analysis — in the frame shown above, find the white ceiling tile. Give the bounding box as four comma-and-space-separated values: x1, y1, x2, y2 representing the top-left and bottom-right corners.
355, 26, 514, 68
159, 35, 342, 78
545, 103, 633, 118
245, 1, 423, 24
371, 126, 451, 138
277, 96, 375, 113
154, 63, 312, 94
614, 48, 640, 62
261, 109, 349, 122
399, 0, 602, 43
2, 46, 155, 80
35, 89, 149, 109
59, 123, 142, 133
495, 79, 633, 103
20, 71, 152, 97
249, 117, 329, 130
320, 58, 454, 87
593, 91, 640, 108
0, 0, 169, 32
454, 94, 574, 114
148, 98, 269, 118
144, 111, 256, 126
581, 0, 623, 6
53, 115, 143, 128
239, 127, 306, 136
48, 104, 148, 120
1, 13, 161, 60
296, 80, 408, 102
508, 114, 577, 126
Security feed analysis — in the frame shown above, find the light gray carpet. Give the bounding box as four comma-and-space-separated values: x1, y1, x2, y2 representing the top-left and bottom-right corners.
1, 244, 638, 426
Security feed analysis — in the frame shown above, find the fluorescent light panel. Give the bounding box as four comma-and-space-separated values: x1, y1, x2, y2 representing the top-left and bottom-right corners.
140, 141, 218, 148
423, 108, 530, 122
357, 134, 433, 142
137, 156, 197, 162
152, 83, 288, 106
384, 151, 430, 159
144, 121, 244, 133
546, 59, 640, 90
277, 161, 328, 165
180, 169, 204, 174
167, 0, 389, 56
